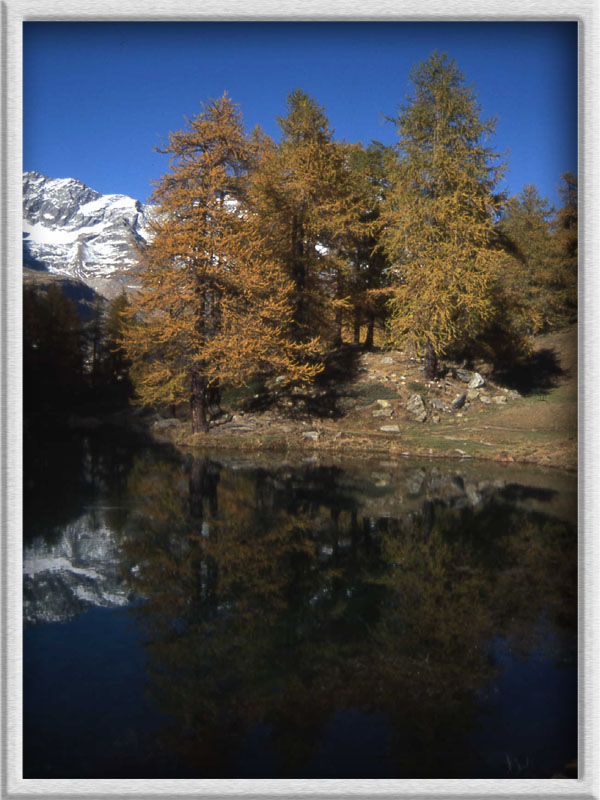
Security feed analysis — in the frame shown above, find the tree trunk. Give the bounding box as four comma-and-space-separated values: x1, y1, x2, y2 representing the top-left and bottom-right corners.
291, 217, 306, 340
365, 314, 375, 349
332, 264, 344, 347
333, 306, 343, 347
189, 457, 220, 519
424, 341, 438, 380
190, 370, 209, 433
353, 314, 361, 345
206, 379, 221, 420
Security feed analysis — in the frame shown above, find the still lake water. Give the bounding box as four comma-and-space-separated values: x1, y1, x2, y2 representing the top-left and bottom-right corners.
23, 430, 577, 779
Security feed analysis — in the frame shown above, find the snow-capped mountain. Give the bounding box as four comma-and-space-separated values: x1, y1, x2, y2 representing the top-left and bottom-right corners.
23, 171, 155, 297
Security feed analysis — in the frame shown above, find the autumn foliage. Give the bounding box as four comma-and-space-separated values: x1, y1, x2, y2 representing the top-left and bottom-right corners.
118, 55, 577, 427
121, 95, 321, 432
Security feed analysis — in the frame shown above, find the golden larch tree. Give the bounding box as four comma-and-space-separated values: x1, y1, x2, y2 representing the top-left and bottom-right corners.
249, 89, 370, 347
122, 95, 319, 432
383, 52, 506, 378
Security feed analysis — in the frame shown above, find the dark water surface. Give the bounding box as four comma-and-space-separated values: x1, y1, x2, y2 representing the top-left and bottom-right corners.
23, 431, 577, 778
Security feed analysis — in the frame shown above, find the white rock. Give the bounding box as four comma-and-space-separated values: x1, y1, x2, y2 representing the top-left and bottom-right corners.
468, 373, 485, 389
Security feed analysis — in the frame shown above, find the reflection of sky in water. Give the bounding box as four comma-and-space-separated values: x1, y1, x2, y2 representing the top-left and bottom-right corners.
23, 437, 577, 779
470, 632, 577, 778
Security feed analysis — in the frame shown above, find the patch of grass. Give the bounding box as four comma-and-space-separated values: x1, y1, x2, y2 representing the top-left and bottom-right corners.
405, 380, 436, 400
354, 383, 400, 406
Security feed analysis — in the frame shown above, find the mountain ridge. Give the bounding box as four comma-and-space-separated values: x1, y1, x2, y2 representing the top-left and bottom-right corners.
23, 170, 155, 298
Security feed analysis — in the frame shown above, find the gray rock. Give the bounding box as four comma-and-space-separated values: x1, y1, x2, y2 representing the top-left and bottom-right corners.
468, 372, 485, 389
407, 393, 426, 415
466, 389, 480, 400
507, 389, 521, 400
452, 392, 467, 410
429, 397, 448, 411
381, 357, 394, 364
372, 408, 393, 418
302, 431, 319, 441
375, 399, 392, 408
380, 425, 400, 433
492, 395, 507, 404
480, 395, 492, 404
455, 368, 472, 383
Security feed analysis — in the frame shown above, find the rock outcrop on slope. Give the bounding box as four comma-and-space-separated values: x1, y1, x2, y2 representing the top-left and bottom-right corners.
23, 171, 155, 298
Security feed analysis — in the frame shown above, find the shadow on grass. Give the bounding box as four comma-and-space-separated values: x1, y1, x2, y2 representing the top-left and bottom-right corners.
491, 347, 565, 397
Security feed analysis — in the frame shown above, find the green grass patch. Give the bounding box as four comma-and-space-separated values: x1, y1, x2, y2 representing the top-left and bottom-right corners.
406, 381, 426, 393
354, 383, 401, 406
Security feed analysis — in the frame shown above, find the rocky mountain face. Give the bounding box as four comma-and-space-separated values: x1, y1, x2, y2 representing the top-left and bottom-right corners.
23, 171, 155, 298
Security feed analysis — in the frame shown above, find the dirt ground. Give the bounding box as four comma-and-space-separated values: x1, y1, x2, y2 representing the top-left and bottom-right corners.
162, 325, 578, 471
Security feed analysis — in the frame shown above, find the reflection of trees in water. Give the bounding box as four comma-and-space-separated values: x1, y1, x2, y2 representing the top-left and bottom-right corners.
24, 427, 143, 543
119, 456, 576, 778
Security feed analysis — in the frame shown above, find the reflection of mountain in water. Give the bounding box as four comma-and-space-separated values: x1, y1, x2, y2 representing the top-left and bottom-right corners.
24, 509, 131, 624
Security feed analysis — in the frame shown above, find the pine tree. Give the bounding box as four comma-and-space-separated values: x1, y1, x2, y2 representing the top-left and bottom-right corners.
100, 291, 133, 403
122, 95, 319, 433
382, 52, 506, 378
23, 284, 86, 412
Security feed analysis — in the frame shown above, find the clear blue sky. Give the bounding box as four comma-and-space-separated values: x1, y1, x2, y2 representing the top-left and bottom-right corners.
23, 21, 577, 209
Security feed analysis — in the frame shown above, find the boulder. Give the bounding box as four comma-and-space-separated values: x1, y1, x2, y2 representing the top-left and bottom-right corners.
452, 392, 467, 410
429, 397, 448, 411
468, 372, 485, 389
455, 368, 472, 383
380, 425, 400, 433
407, 393, 426, 414
406, 393, 427, 422
492, 395, 507, 404
302, 430, 319, 441
372, 408, 393, 418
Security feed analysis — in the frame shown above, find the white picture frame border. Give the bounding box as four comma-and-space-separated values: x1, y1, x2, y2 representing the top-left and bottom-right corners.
2, 2, 598, 798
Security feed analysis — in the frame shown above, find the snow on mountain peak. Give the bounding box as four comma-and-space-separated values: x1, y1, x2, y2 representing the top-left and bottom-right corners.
23, 171, 155, 297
